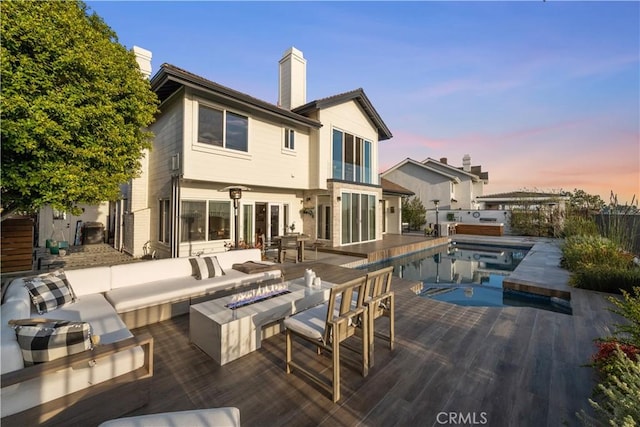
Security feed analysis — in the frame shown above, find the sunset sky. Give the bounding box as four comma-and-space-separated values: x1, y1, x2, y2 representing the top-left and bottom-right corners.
88, 1, 639, 204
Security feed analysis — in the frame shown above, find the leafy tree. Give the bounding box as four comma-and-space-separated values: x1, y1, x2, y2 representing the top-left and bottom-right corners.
402, 196, 426, 231
1, 0, 158, 218
567, 188, 606, 216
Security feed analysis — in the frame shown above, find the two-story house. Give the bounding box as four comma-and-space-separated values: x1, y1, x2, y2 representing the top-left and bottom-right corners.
120, 47, 392, 258
381, 155, 489, 212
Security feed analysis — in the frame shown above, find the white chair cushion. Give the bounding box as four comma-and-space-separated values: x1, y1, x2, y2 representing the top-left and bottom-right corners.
98, 407, 240, 427
283, 303, 328, 341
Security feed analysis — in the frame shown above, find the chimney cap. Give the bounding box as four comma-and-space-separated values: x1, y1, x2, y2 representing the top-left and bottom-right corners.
440, 157, 448, 165
282, 46, 304, 59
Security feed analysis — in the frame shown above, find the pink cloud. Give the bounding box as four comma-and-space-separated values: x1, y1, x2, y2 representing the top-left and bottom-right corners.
381, 119, 639, 204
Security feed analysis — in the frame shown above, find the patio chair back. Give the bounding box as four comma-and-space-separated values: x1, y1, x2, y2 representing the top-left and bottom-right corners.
278, 235, 299, 263
322, 276, 368, 346
284, 275, 369, 402
364, 266, 395, 368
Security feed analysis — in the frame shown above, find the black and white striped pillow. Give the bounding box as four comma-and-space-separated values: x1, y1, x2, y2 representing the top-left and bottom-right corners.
23, 270, 77, 314
189, 256, 225, 280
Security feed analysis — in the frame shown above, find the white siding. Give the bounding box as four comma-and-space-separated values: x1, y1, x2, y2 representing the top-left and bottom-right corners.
315, 100, 380, 188
38, 204, 109, 247
145, 92, 184, 257
182, 89, 311, 189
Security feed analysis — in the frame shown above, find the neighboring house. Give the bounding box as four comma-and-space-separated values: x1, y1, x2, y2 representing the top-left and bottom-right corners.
380, 178, 414, 235
380, 155, 489, 211
476, 191, 569, 212
120, 47, 393, 258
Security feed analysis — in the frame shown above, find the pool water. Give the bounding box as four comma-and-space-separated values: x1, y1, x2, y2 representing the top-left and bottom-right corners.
370, 243, 572, 315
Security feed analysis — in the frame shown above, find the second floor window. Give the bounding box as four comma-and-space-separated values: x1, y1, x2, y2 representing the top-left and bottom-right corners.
198, 104, 248, 152
332, 128, 372, 184
284, 128, 295, 150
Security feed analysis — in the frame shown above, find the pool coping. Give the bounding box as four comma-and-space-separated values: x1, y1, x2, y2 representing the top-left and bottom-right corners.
452, 235, 573, 301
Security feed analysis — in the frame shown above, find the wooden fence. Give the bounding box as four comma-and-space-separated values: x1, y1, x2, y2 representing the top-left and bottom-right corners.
1, 217, 34, 273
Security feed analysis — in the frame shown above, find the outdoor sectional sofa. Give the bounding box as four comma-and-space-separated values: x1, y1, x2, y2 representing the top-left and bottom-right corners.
1, 248, 280, 425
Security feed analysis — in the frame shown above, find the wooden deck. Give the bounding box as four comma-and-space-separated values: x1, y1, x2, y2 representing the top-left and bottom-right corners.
125, 258, 621, 427
319, 234, 448, 264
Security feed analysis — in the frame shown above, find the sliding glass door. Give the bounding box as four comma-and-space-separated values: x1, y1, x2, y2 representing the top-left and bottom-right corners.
341, 192, 376, 244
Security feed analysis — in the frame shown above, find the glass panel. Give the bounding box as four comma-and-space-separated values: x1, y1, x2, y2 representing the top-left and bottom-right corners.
344, 133, 354, 182
355, 137, 362, 182
164, 200, 171, 243
351, 193, 360, 243
208, 201, 230, 241
284, 204, 290, 233
198, 105, 223, 146
285, 129, 295, 150
226, 112, 248, 152
364, 141, 372, 184
369, 195, 376, 240
158, 200, 164, 242
180, 201, 206, 243
159, 200, 170, 243
270, 205, 280, 239
332, 129, 343, 179
341, 194, 350, 244
361, 194, 368, 242
317, 195, 331, 240
243, 205, 254, 246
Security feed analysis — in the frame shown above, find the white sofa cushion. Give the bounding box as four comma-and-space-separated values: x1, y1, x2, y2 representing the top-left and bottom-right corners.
1, 299, 31, 374
0, 293, 144, 418
3, 278, 32, 305
99, 407, 241, 427
104, 269, 281, 314
46, 294, 133, 345
65, 266, 112, 296
215, 248, 261, 271
110, 258, 192, 289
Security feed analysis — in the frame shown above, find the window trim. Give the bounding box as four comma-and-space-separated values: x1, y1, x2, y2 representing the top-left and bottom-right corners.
195, 100, 250, 153
158, 199, 170, 244
179, 199, 232, 243
331, 127, 373, 184
283, 128, 295, 151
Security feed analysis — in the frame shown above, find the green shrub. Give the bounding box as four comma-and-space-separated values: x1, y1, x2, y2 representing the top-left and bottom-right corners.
580, 288, 640, 427
570, 265, 640, 294
562, 216, 599, 238
608, 287, 640, 347
586, 348, 640, 426
562, 235, 633, 272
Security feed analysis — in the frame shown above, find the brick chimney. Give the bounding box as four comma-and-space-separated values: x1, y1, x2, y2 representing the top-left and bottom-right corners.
440, 157, 448, 165
132, 46, 152, 79
278, 47, 306, 110
463, 154, 471, 172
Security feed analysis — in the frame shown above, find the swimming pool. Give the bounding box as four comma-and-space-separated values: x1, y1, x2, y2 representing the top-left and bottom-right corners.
369, 243, 572, 315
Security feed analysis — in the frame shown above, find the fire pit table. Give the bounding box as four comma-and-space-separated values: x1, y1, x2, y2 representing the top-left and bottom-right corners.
189, 278, 333, 365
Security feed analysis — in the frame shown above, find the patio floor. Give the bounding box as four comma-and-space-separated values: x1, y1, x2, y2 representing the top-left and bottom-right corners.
124, 237, 622, 427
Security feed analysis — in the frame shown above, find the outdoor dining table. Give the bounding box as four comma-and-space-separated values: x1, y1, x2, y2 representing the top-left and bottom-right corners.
274, 233, 310, 262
